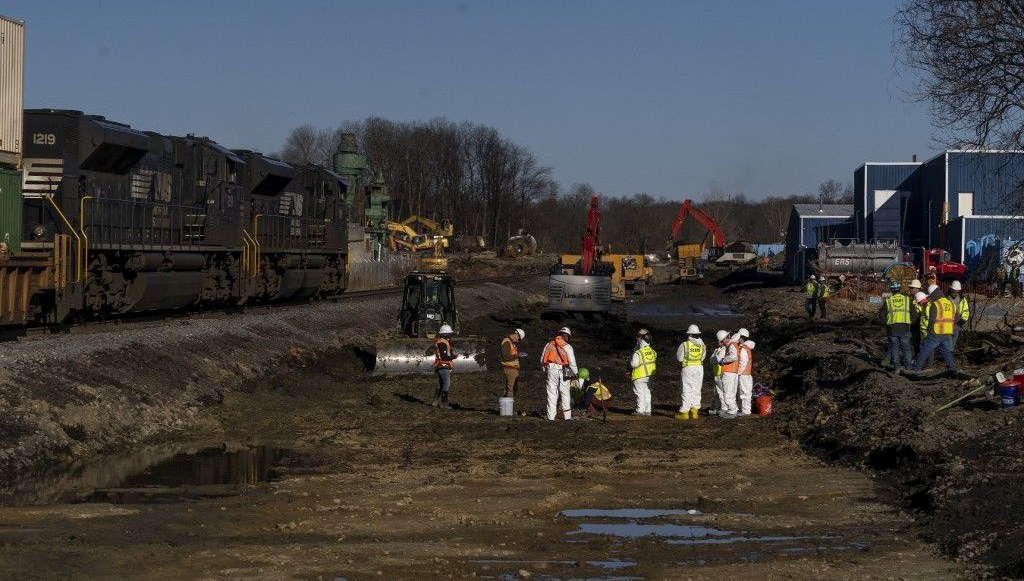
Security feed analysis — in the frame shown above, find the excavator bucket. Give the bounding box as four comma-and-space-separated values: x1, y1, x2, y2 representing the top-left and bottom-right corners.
373, 336, 487, 375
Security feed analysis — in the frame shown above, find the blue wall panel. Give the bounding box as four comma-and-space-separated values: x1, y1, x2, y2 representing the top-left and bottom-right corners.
947, 152, 1024, 217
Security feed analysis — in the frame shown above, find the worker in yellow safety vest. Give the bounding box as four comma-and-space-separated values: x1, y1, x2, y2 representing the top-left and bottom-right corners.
912, 284, 957, 374
630, 329, 657, 416
881, 281, 913, 370
674, 324, 706, 420
948, 280, 970, 349
804, 275, 819, 319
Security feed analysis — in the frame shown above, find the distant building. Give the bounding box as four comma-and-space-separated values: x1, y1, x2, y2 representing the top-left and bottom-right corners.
784, 203, 854, 282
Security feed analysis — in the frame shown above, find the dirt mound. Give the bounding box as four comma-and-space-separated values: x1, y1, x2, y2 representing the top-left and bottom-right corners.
735, 278, 1024, 577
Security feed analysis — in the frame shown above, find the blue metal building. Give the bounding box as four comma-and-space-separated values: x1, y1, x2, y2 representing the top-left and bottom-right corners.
852, 162, 920, 243
784, 203, 853, 282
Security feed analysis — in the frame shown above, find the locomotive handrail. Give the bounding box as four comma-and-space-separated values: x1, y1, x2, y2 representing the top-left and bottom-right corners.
79, 195, 93, 279
241, 228, 258, 277
253, 214, 263, 276
44, 195, 82, 285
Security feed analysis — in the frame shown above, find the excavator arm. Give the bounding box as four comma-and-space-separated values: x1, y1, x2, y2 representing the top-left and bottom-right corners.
581, 196, 601, 276
400, 215, 454, 237
667, 199, 726, 249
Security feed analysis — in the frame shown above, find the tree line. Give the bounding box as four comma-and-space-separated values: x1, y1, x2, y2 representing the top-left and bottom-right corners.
277, 118, 851, 254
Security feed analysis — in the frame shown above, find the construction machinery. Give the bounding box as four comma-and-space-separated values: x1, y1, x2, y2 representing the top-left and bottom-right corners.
548, 196, 612, 313
559, 253, 650, 300
502, 229, 537, 257
667, 199, 727, 281
373, 271, 486, 374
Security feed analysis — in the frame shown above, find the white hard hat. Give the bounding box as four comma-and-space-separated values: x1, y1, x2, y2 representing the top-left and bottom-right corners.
716, 330, 729, 342
637, 328, 651, 338
927, 284, 939, 294
914, 291, 928, 303
686, 324, 700, 335
809, 275, 817, 280
438, 324, 454, 335
909, 279, 922, 289
558, 326, 572, 336
950, 280, 962, 291
738, 328, 750, 338
515, 328, 526, 340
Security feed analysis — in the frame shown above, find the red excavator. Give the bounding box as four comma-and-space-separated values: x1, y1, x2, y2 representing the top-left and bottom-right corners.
548, 196, 612, 313
666, 199, 728, 281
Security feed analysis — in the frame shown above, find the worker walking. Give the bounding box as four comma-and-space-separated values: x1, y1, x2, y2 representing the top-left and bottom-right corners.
500, 328, 526, 397
805, 275, 819, 319
718, 331, 741, 419
881, 281, 913, 370
675, 324, 706, 420
816, 279, 830, 319
707, 330, 729, 415
734, 329, 756, 415
541, 327, 578, 421
948, 281, 970, 350
630, 329, 658, 416
913, 290, 929, 364
912, 284, 957, 374
432, 324, 457, 409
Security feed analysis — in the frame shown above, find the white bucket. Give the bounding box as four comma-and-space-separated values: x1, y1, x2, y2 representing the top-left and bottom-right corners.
499, 397, 514, 417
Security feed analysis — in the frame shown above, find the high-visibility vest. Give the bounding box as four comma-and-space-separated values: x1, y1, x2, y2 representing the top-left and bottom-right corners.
679, 339, 704, 367
739, 343, 753, 376
630, 343, 657, 381
721, 342, 740, 374
918, 302, 929, 338
434, 337, 453, 369
501, 336, 520, 369
542, 338, 569, 367
590, 380, 612, 401
818, 282, 830, 299
885, 294, 912, 325
805, 281, 817, 298
957, 296, 970, 323
931, 297, 956, 335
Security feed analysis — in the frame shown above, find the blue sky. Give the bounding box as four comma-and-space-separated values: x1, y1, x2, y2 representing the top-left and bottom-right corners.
9, 1, 932, 200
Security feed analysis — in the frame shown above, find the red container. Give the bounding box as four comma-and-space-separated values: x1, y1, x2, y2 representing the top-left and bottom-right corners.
1015, 371, 1024, 388
755, 395, 773, 416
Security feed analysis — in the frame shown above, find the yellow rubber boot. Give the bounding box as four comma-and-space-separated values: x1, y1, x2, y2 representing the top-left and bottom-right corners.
689, 407, 699, 419
674, 412, 690, 421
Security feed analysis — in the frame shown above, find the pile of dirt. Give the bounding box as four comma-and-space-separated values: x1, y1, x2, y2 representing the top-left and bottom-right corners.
726, 275, 1024, 578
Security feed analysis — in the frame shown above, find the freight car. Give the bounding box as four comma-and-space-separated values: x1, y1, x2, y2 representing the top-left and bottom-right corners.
1, 109, 353, 326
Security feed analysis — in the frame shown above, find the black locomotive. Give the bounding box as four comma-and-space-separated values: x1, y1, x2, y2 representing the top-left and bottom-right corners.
4, 109, 356, 325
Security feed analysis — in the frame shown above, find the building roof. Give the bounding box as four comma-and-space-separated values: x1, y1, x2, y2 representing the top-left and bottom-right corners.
792, 204, 853, 218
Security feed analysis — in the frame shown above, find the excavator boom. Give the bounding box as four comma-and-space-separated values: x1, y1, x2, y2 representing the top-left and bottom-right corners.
667, 199, 726, 249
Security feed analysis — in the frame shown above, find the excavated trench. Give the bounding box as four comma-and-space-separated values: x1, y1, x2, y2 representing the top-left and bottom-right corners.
0, 271, 984, 579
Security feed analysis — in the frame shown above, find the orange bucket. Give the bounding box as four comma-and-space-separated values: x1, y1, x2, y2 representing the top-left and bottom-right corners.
755, 395, 773, 416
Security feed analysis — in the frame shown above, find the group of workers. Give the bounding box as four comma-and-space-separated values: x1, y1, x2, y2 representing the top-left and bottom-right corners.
804, 274, 831, 319
880, 278, 970, 375
433, 322, 761, 420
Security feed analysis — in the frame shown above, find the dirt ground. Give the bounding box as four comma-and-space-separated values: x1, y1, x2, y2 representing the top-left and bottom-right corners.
0, 270, 969, 580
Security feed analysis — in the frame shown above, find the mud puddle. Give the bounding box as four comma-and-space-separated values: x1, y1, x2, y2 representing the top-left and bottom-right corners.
626, 302, 741, 328
0, 443, 301, 506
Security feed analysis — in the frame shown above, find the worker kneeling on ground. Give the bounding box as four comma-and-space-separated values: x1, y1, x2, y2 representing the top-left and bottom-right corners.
675, 324, 706, 420
575, 368, 613, 419
630, 329, 657, 416
432, 324, 456, 409
912, 284, 957, 375
541, 327, 578, 421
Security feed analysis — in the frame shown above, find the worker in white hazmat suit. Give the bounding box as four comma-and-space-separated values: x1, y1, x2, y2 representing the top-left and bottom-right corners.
675, 324, 706, 420
717, 330, 741, 419
630, 329, 657, 416
707, 330, 729, 415
734, 329, 756, 415
540, 327, 578, 421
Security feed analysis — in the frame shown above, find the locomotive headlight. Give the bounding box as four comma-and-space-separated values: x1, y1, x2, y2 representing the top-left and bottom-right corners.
32, 224, 47, 239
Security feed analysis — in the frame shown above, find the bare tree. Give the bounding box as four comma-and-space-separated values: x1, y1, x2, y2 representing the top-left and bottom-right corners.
818, 179, 844, 203
896, 0, 1024, 149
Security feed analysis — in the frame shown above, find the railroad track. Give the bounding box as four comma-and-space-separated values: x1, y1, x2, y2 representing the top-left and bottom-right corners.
0, 272, 544, 343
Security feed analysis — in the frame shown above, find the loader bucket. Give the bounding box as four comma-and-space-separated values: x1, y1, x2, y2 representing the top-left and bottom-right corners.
373, 337, 487, 375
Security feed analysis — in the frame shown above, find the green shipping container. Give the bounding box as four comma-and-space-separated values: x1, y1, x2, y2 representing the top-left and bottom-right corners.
0, 167, 21, 252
